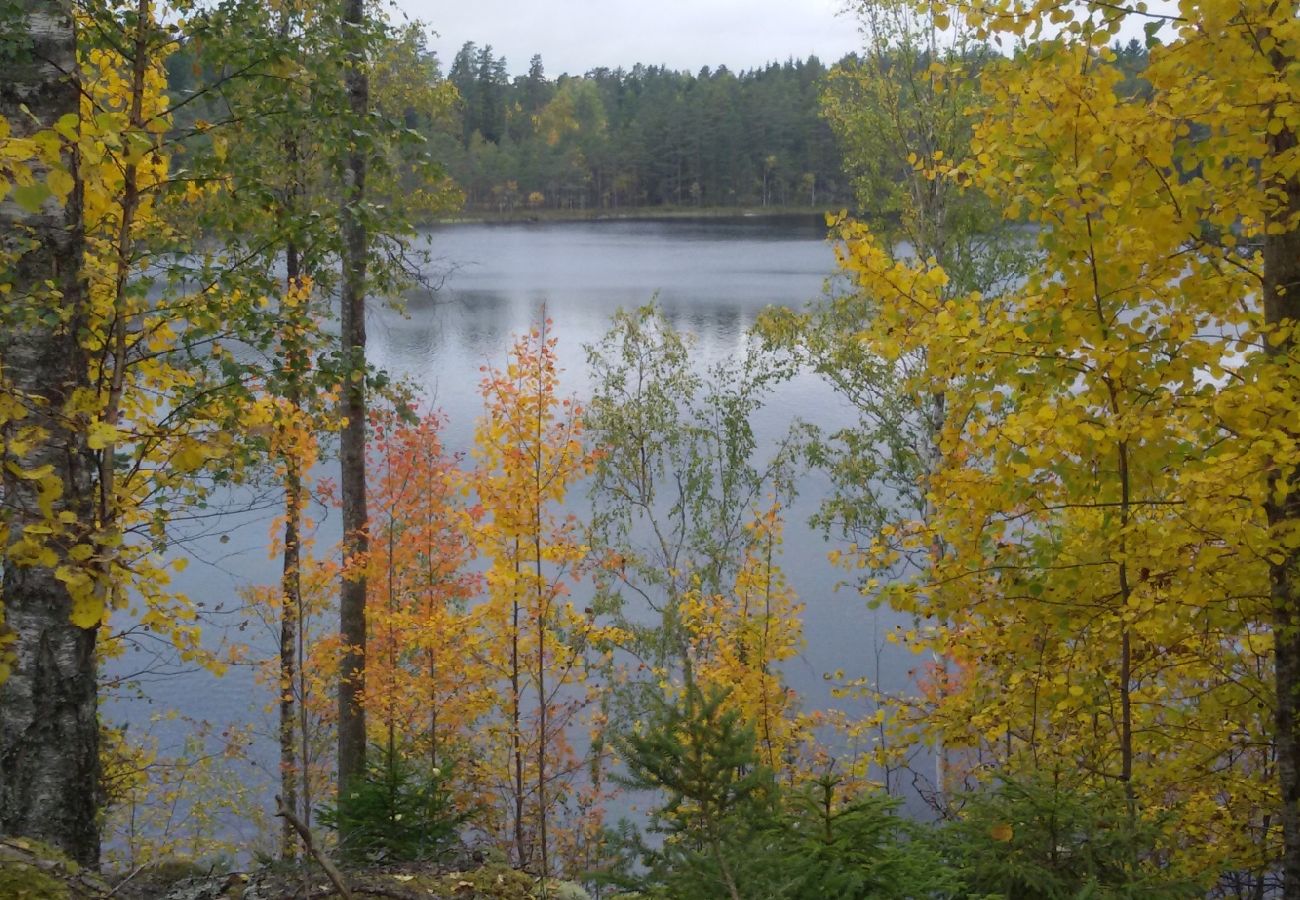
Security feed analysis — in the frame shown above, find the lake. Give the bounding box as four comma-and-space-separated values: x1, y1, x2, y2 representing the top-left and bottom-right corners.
104, 216, 924, 852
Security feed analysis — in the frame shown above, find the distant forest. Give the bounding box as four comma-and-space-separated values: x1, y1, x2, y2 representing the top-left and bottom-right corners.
432, 42, 1153, 215
165, 39, 1152, 217
435, 45, 848, 212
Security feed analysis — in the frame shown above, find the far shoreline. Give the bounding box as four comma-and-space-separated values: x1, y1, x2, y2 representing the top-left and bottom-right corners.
431, 204, 842, 225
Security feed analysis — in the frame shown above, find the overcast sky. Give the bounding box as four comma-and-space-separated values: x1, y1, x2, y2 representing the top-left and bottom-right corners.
401, 0, 864, 78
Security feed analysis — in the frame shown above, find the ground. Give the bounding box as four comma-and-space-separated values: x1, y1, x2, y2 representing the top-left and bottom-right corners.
0, 842, 619, 900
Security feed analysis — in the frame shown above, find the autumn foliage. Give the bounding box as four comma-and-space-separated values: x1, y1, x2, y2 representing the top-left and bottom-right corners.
363, 409, 487, 805
1, 0, 1298, 893
822, 0, 1294, 885
681, 504, 809, 781
469, 319, 604, 878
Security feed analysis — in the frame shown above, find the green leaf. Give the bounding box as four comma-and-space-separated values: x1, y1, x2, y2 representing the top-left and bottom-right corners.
53, 113, 78, 141
12, 181, 51, 212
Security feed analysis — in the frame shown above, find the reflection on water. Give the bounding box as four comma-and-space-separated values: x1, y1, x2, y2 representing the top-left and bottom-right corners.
373, 217, 839, 420
106, 216, 925, 845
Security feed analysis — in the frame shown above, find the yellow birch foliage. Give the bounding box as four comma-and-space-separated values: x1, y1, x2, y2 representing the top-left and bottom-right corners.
832, 0, 1295, 879
470, 319, 605, 875
681, 504, 811, 780
1, 4, 280, 667
79, 29, 205, 661
101, 716, 262, 868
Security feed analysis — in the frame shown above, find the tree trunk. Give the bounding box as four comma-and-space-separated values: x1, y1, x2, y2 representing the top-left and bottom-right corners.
1264, 92, 1300, 900
280, 447, 301, 860
511, 554, 526, 868
279, 240, 303, 861
533, 333, 549, 887
336, 0, 370, 804
0, 0, 99, 867
536, 592, 548, 886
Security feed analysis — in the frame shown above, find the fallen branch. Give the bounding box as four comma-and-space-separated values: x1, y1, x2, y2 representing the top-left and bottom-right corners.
103, 862, 149, 898
275, 795, 353, 900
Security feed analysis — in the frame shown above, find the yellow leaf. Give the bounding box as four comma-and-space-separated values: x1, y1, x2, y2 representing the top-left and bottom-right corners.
69, 596, 104, 629
46, 167, 74, 202
87, 421, 118, 450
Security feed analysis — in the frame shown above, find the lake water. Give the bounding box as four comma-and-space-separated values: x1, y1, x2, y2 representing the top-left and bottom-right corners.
104, 216, 924, 851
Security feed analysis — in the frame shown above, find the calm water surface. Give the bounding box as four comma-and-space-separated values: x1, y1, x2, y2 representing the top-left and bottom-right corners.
106, 217, 921, 842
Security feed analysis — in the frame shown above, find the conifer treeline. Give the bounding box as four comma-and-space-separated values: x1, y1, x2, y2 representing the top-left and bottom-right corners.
163, 36, 1151, 218
434, 43, 851, 212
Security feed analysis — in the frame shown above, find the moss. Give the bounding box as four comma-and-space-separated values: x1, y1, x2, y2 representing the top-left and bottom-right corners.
545, 882, 591, 900
0, 837, 97, 899
0, 859, 72, 899
440, 862, 536, 898
0, 837, 78, 870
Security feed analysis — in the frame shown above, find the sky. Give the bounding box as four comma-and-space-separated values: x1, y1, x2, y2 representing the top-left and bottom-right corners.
403, 0, 865, 78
